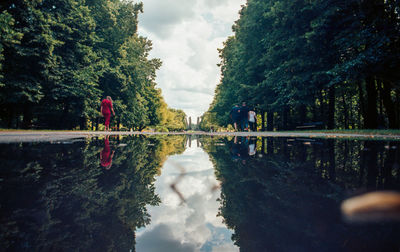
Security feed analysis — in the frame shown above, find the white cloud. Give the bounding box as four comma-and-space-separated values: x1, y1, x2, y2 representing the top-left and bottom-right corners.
138, 0, 246, 119
140, 0, 197, 39
203, 0, 230, 8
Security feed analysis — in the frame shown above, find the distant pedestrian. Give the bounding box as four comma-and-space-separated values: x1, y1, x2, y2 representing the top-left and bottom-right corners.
248, 109, 257, 131
230, 104, 241, 131
100, 96, 115, 131
240, 102, 249, 131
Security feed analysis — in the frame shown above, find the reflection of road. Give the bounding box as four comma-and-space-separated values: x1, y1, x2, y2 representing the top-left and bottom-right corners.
136, 139, 238, 251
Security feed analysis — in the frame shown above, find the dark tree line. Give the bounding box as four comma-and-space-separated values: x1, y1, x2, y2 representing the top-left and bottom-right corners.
0, 0, 186, 130
0, 135, 187, 251
203, 0, 400, 130
201, 137, 400, 251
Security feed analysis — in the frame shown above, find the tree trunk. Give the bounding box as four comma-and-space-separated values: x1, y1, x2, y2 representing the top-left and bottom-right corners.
397, 90, 400, 128
261, 137, 265, 154
327, 139, 336, 181
319, 90, 325, 129
349, 97, 355, 129
382, 143, 398, 188
364, 77, 378, 129
327, 86, 335, 129
282, 106, 289, 130
382, 81, 397, 128
312, 97, 318, 122
341, 93, 348, 129
96, 117, 99, 131
299, 104, 307, 125
267, 111, 273, 131
363, 142, 378, 189
22, 104, 33, 129
60, 101, 70, 129
266, 138, 273, 154
357, 81, 365, 128
80, 117, 86, 130
261, 110, 265, 131
8, 106, 15, 128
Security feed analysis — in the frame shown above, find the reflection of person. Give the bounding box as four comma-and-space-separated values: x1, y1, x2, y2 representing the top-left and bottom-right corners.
231, 136, 250, 164
231, 136, 241, 161
249, 137, 257, 156
230, 105, 241, 131
100, 136, 115, 170
100, 96, 115, 131
240, 102, 249, 131
238, 137, 250, 164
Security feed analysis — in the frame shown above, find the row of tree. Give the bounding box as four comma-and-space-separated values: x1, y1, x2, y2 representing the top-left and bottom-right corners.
202, 0, 400, 130
202, 136, 400, 250
1, 135, 187, 251
0, 0, 186, 130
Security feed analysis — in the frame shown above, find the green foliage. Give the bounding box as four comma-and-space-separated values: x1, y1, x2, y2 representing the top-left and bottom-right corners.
206, 0, 400, 130
0, 0, 185, 130
0, 135, 186, 251
199, 111, 221, 131
0, 11, 22, 87
156, 95, 187, 131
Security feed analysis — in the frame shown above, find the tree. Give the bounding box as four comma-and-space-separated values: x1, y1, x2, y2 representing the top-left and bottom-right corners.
205, 0, 400, 130
0, 0, 185, 130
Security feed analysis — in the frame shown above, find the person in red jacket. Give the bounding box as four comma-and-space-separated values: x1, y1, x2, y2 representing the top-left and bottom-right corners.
100, 96, 115, 131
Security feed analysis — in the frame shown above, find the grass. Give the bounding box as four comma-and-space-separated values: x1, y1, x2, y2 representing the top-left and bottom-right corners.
283, 129, 400, 135
0, 128, 91, 132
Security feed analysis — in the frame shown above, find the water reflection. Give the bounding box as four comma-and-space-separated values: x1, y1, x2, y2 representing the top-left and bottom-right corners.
202, 137, 400, 252
100, 135, 115, 169
230, 136, 258, 164
1, 135, 400, 251
0, 135, 186, 251
136, 138, 237, 252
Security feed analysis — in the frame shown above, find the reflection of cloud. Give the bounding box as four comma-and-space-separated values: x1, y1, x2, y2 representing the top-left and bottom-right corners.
136, 224, 196, 252
136, 143, 239, 251
138, 0, 246, 118
201, 224, 237, 252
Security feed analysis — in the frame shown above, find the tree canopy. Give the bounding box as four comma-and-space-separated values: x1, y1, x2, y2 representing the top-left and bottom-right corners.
0, 0, 186, 130
203, 0, 400, 130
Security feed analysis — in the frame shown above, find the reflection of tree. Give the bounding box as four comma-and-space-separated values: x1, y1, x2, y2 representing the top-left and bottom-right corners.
202, 137, 400, 251
0, 135, 186, 251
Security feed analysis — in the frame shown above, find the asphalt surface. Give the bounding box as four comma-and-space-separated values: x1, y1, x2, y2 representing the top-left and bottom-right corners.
0, 130, 399, 143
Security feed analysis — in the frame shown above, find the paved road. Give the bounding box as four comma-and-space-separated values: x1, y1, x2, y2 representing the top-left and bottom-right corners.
0, 130, 399, 143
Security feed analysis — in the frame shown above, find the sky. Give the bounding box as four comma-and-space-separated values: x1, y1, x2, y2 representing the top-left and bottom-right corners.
136, 0, 246, 120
